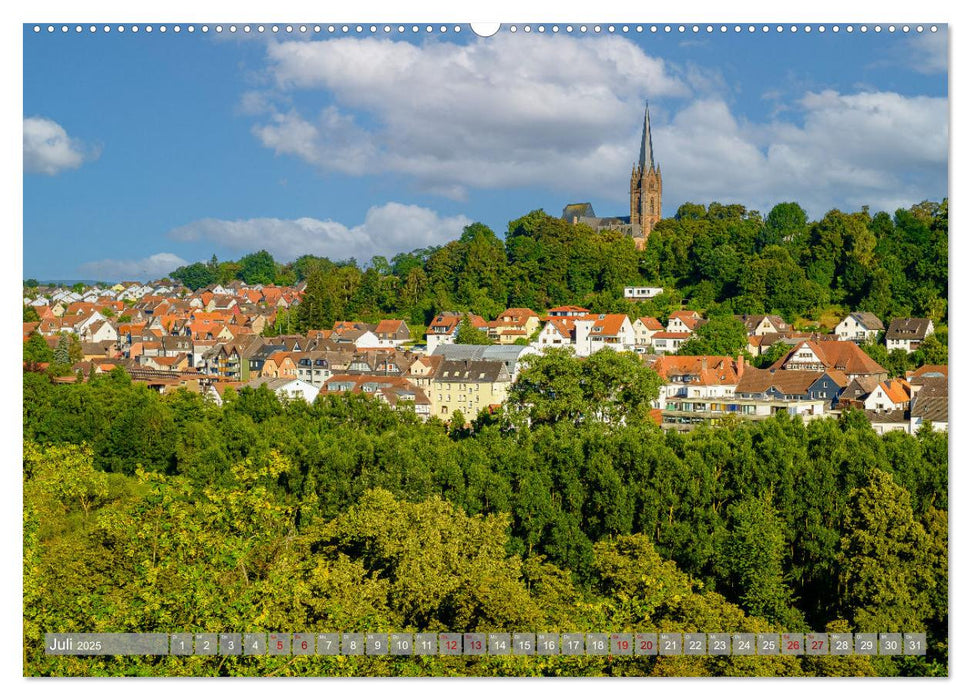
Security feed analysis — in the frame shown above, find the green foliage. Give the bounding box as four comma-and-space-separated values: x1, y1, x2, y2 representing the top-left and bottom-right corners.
53, 334, 71, 365
23, 371, 948, 677
913, 330, 947, 366
678, 316, 747, 356
24, 305, 40, 322
508, 348, 662, 427
718, 495, 804, 628
837, 469, 938, 633
238, 250, 277, 285
170, 262, 216, 291
753, 341, 790, 369
455, 319, 493, 345
162, 199, 944, 337
24, 331, 54, 364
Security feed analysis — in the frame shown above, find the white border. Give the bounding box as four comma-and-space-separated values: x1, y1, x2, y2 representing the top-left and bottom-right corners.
5, 1, 961, 699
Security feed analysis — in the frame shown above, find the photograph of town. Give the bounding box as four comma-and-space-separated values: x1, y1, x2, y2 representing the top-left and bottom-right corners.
22, 21, 948, 678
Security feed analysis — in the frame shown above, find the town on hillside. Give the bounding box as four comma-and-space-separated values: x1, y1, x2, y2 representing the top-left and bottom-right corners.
23, 279, 947, 436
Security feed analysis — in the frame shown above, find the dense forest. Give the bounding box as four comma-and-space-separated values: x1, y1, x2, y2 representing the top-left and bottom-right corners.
23, 362, 948, 676
170, 200, 948, 333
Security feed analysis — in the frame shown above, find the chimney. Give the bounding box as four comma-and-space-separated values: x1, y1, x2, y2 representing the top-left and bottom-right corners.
737, 355, 745, 378
701, 356, 708, 371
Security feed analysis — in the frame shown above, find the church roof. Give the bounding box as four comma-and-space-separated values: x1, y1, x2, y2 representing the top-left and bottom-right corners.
562, 203, 596, 221
639, 101, 655, 169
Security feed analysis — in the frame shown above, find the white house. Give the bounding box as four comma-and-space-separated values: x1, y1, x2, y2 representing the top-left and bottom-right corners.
623, 286, 664, 300
633, 317, 664, 348
651, 331, 691, 354
738, 314, 790, 336
863, 379, 911, 412
835, 312, 884, 344
85, 319, 119, 344
534, 318, 576, 351
885, 318, 935, 354
242, 377, 320, 404
666, 310, 704, 333
574, 314, 635, 357
75, 310, 108, 337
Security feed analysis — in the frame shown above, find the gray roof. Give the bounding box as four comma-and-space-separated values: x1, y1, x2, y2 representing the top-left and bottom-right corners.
851, 312, 885, 331
562, 203, 596, 221
432, 343, 536, 375
249, 344, 286, 361
911, 394, 947, 423
865, 409, 909, 424
843, 376, 880, 400
886, 318, 933, 340
435, 359, 511, 383
913, 376, 947, 398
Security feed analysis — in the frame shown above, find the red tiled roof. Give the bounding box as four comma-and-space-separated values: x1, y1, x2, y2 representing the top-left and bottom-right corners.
544, 318, 576, 337
637, 317, 664, 330
652, 355, 740, 385
773, 339, 887, 375
652, 331, 692, 340
548, 305, 590, 313
585, 313, 627, 338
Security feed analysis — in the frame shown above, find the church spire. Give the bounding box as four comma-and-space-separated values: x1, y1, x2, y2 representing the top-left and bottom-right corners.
639, 101, 655, 170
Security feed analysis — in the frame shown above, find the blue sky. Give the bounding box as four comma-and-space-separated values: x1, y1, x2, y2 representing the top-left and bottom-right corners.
23, 23, 948, 281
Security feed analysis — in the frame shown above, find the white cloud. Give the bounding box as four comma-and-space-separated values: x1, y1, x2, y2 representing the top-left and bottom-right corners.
23, 116, 99, 175
903, 30, 948, 75
656, 90, 947, 217
247, 35, 946, 218
251, 34, 689, 199
78, 253, 189, 281
167, 202, 472, 262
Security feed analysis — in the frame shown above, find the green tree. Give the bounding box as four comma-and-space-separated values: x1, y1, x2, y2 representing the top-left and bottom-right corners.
170, 261, 216, 290
24, 332, 53, 365
718, 495, 804, 628
238, 250, 277, 285
678, 316, 748, 356
509, 348, 661, 427
754, 341, 790, 369
455, 319, 493, 345
53, 334, 71, 366
759, 202, 808, 249
838, 468, 937, 634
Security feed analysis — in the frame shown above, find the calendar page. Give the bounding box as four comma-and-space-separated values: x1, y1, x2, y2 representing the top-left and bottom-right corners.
21, 9, 949, 682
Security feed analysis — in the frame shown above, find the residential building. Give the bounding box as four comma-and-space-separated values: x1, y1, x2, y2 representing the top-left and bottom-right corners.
770, 339, 888, 382
574, 313, 636, 356
429, 358, 512, 421
623, 286, 664, 300
431, 343, 537, 380
633, 316, 664, 348
737, 314, 791, 336
666, 310, 704, 333
863, 379, 912, 412
735, 367, 848, 408
885, 318, 936, 353
242, 377, 320, 404
373, 319, 411, 347
835, 312, 884, 343
651, 355, 742, 403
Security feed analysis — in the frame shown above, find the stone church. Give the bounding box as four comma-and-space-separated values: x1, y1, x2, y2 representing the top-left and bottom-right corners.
562, 102, 662, 250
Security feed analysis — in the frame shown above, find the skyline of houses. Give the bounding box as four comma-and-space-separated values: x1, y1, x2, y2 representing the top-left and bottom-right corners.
23, 280, 947, 435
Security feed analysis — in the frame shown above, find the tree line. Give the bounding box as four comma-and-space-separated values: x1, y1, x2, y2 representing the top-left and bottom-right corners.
168, 200, 947, 334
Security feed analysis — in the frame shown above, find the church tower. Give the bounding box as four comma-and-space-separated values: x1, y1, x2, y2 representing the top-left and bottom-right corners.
629, 102, 662, 249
